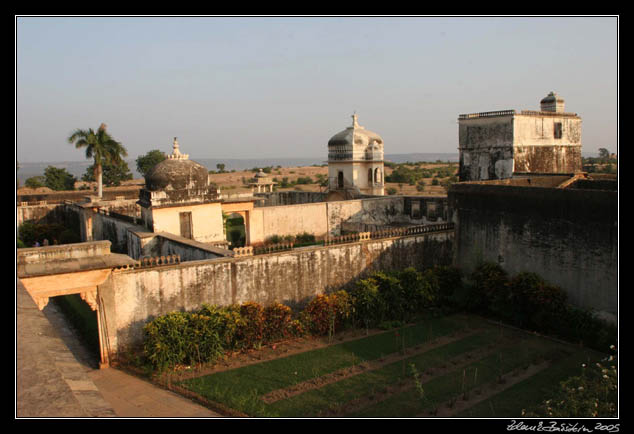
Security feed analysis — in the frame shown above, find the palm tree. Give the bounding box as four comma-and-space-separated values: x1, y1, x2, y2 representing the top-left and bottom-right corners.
68, 123, 127, 198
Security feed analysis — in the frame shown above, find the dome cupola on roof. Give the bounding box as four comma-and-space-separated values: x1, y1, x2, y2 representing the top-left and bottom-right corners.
328, 114, 383, 148
144, 137, 210, 192
328, 114, 383, 162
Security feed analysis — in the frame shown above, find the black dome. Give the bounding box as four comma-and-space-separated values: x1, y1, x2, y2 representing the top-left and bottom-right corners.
144, 158, 209, 192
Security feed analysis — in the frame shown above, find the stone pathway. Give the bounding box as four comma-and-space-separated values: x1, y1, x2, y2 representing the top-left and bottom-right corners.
16, 281, 222, 418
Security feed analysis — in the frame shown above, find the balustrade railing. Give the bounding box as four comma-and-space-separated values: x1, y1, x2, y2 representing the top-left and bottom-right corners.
113, 254, 181, 270
458, 110, 516, 120
246, 222, 454, 257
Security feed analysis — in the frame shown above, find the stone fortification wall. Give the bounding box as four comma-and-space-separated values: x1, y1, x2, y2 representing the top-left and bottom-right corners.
16, 202, 80, 232
448, 181, 617, 321
100, 229, 454, 356
17, 186, 142, 205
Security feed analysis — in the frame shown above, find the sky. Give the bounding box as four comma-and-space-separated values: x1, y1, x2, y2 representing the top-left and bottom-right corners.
15, 16, 619, 164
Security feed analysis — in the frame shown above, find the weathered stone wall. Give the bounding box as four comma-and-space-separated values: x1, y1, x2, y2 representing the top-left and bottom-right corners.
17, 240, 112, 264
16, 203, 78, 229
448, 181, 617, 321
17, 186, 142, 205
126, 230, 231, 261
249, 196, 421, 243
89, 210, 146, 254
513, 145, 582, 174
326, 197, 402, 236
458, 114, 515, 182
100, 230, 454, 355
250, 202, 330, 243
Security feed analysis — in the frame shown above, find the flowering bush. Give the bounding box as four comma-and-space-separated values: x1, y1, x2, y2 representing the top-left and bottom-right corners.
523, 346, 618, 418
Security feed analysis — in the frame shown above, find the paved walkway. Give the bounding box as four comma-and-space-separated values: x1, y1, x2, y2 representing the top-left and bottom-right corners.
16, 281, 222, 418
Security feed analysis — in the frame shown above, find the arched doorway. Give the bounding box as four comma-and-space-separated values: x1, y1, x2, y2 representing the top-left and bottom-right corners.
51, 294, 100, 364
225, 212, 246, 248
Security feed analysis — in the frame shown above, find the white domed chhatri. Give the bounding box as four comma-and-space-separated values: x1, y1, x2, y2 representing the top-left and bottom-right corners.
327, 114, 385, 199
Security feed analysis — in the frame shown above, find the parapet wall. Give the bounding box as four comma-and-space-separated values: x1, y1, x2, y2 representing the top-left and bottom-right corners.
100, 228, 454, 356
17, 240, 113, 264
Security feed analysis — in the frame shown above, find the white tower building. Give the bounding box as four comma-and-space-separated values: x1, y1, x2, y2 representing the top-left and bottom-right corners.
327, 114, 385, 199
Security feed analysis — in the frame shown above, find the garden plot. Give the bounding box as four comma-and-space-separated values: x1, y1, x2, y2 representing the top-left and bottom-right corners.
170, 314, 604, 418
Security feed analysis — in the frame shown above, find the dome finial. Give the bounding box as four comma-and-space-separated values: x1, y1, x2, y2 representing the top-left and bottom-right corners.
169, 137, 188, 160
351, 111, 360, 128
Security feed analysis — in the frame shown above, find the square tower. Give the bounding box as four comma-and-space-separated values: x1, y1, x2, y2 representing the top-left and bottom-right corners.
458, 92, 582, 182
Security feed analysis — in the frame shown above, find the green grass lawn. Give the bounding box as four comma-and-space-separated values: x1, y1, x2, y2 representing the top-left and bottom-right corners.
176, 314, 606, 418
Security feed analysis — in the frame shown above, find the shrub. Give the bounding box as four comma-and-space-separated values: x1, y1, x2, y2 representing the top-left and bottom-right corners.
295, 232, 316, 245
350, 268, 449, 327
386, 187, 398, 195
506, 272, 567, 331
301, 291, 351, 336
197, 304, 242, 350
263, 303, 295, 342
349, 277, 383, 329
400, 267, 438, 311
143, 311, 223, 371
236, 302, 266, 349
372, 272, 410, 322
554, 306, 617, 351
467, 262, 509, 316
183, 313, 225, 366
431, 265, 463, 308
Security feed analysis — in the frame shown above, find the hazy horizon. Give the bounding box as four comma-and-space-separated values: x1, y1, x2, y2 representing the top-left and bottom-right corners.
16, 16, 618, 164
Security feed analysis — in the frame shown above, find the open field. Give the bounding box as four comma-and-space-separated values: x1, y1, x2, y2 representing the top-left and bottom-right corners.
157, 313, 606, 418
207, 162, 458, 197
17, 161, 459, 198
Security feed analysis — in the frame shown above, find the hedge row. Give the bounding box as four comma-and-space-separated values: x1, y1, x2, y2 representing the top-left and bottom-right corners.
143, 266, 458, 370
143, 263, 615, 371
458, 262, 616, 352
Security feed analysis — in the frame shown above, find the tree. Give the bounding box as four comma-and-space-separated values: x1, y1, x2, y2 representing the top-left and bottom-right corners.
136, 150, 167, 177
25, 176, 45, 189
82, 158, 133, 187
216, 163, 226, 173
598, 148, 611, 160
68, 123, 127, 198
44, 166, 76, 191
